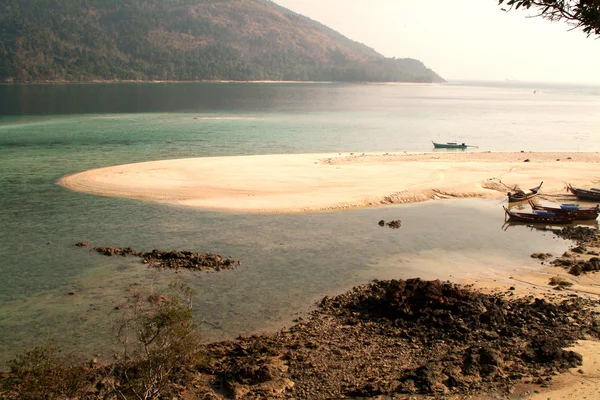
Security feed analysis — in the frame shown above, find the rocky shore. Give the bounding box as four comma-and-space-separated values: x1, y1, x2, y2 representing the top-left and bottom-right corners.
76, 242, 240, 271
200, 278, 599, 399
2, 277, 599, 399
530, 226, 600, 276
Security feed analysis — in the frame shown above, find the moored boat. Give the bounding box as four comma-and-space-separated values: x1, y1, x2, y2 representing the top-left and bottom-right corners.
432, 141, 471, 149
507, 181, 543, 203
503, 205, 575, 224
528, 200, 599, 221
567, 184, 600, 201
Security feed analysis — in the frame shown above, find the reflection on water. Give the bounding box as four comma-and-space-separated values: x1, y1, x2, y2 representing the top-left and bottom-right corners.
502, 219, 599, 232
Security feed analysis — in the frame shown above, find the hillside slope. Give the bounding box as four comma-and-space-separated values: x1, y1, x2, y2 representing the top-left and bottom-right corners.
0, 0, 444, 83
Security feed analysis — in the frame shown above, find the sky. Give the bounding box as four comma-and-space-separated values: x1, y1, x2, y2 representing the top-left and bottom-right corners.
271, 0, 600, 84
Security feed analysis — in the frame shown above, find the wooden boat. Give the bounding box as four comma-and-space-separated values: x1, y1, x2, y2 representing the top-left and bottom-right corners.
502, 219, 599, 232
431, 141, 474, 149
503, 206, 575, 224
507, 181, 543, 203
567, 184, 600, 201
528, 200, 599, 221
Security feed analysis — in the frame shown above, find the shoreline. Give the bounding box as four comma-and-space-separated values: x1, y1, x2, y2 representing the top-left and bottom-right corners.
0, 79, 443, 85
58, 151, 600, 214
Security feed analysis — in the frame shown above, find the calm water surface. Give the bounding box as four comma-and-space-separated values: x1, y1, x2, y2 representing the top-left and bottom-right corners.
0, 81, 598, 365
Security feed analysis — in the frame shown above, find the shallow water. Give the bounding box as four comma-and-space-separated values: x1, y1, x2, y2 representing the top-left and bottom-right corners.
0, 197, 574, 365
0, 81, 598, 366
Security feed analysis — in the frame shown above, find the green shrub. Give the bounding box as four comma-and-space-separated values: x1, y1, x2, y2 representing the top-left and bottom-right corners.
108, 281, 208, 399
2, 342, 90, 399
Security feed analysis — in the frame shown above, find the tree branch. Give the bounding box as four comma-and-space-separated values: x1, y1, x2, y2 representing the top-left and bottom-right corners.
498, 0, 600, 36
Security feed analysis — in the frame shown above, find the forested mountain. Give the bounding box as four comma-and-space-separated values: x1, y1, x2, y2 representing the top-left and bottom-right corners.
0, 0, 444, 83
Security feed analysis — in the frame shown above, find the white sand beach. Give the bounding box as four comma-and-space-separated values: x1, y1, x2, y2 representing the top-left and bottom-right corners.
58, 151, 600, 213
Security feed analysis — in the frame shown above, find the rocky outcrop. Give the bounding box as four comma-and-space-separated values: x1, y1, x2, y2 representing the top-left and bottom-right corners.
378, 219, 402, 229
80, 244, 240, 271
204, 278, 599, 398
541, 227, 600, 276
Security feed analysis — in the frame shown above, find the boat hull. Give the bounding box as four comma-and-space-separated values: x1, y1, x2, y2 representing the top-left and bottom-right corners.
431, 141, 467, 149
507, 181, 543, 203
567, 184, 600, 201
503, 206, 575, 224
529, 201, 599, 221
507, 193, 538, 202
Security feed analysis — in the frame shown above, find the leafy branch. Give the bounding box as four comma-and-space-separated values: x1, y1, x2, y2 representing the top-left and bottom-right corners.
499, 0, 600, 36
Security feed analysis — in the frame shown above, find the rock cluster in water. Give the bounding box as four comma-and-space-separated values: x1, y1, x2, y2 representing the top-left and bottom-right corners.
378, 219, 402, 229
204, 278, 599, 398
77, 243, 239, 271
542, 226, 600, 276
551, 226, 600, 245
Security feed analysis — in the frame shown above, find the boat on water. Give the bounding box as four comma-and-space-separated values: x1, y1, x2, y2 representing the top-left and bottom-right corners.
431, 141, 477, 149
507, 181, 543, 203
528, 200, 599, 221
503, 206, 575, 224
567, 184, 600, 201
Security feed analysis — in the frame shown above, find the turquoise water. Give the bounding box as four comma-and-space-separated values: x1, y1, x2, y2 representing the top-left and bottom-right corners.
0, 81, 598, 365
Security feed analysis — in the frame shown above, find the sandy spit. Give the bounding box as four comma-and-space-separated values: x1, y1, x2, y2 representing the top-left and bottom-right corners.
58, 151, 600, 213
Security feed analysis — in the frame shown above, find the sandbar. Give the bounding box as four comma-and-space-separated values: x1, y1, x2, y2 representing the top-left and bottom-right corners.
58, 151, 600, 213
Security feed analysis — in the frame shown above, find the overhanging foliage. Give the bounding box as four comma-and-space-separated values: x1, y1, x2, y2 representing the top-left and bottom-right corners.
499, 0, 600, 36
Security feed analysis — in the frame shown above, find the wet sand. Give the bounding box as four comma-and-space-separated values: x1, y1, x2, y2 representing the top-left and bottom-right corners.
58, 151, 600, 213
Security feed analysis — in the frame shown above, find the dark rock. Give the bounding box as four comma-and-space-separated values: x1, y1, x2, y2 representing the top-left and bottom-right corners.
386, 220, 402, 229
399, 365, 447, 394
549, 277, 573, 288
524, 338, 583, 368
569, 264, 583, 276
531, 252, 552, 260
571, 246, 587, 254
90, 245, 240, 272
552, 226, 598, 246
553, 258, 575, 267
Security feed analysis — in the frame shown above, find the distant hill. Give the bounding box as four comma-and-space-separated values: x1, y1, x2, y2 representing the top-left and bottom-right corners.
0, 0, 444, 83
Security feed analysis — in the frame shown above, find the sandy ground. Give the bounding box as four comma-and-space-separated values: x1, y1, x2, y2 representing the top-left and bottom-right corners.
58, 151, 600, 213
465, 250, 600, 400
57, 151, 600, 399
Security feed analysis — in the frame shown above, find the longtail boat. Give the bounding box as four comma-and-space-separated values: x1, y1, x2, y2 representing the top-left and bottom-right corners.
503, 206, 575, 224
567, 184, 600, 201
431, 141, 477, 149
507, 181, 543, 203
528, 200, 599, 221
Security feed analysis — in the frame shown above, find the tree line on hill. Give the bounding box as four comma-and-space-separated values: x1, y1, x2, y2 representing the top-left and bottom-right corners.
0, 0, 444, 83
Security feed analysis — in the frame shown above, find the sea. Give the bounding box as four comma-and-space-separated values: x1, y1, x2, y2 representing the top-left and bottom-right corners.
0, 81, 599, 366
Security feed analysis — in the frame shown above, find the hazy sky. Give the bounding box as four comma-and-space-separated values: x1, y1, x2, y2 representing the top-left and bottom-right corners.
272, 0, 600, 84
